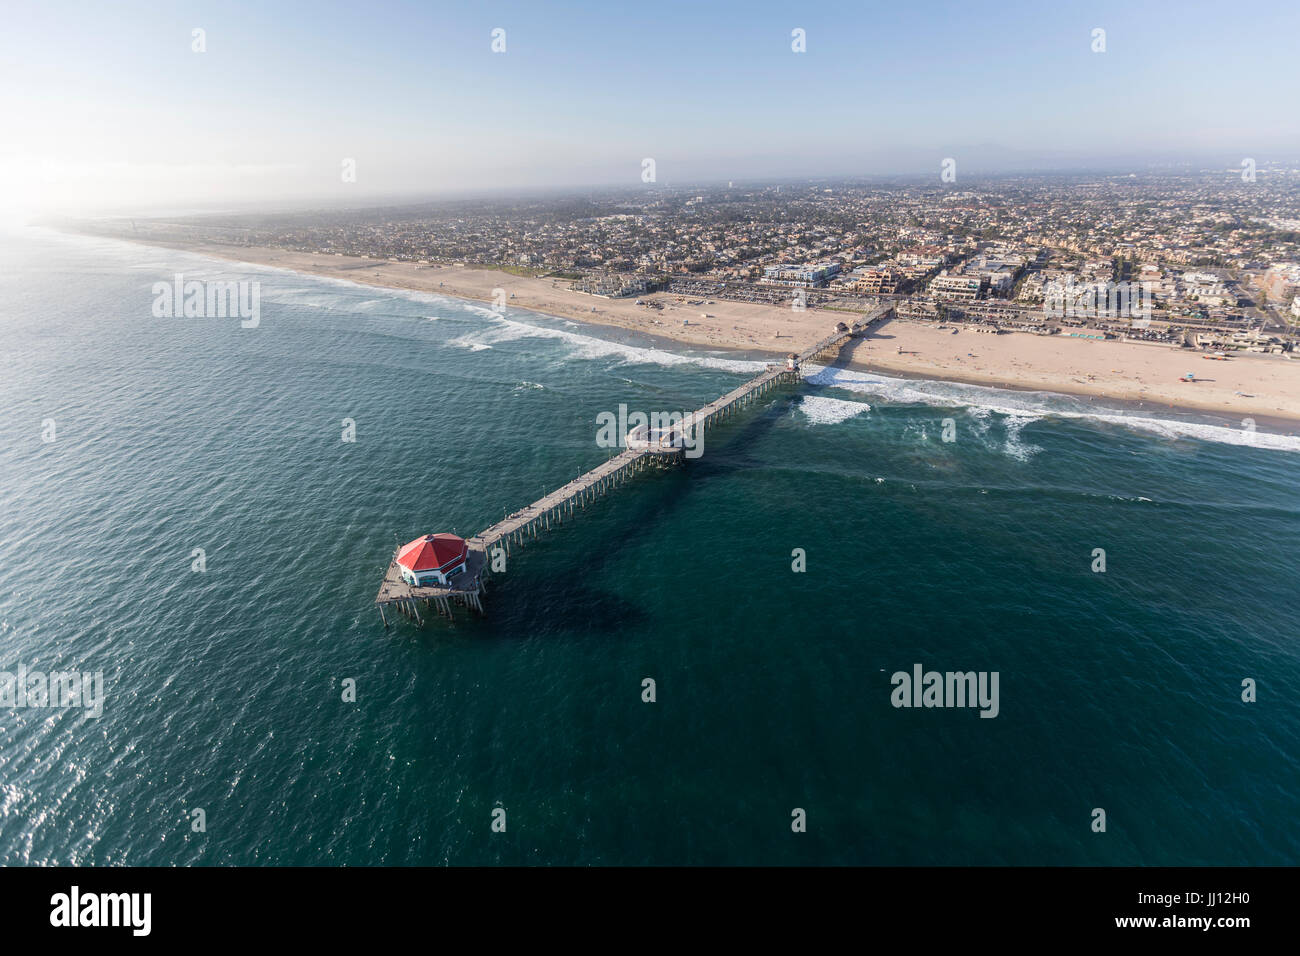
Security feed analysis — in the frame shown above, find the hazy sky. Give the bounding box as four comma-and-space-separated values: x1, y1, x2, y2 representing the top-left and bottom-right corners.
2, 0, 1297, 214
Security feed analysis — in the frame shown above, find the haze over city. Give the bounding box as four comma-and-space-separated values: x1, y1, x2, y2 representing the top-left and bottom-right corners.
3, 0, 1298, 214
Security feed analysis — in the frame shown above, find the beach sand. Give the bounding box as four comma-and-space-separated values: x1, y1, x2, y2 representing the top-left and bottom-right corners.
837, 323, 1300, 424
128, 240, 1300, 424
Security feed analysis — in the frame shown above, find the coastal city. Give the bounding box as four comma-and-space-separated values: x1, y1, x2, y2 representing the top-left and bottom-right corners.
78, 167, 1300, 354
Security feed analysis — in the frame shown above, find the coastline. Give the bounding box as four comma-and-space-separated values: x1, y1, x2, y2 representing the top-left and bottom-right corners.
81, 233, 1300, 428
824, 341, 1300, 437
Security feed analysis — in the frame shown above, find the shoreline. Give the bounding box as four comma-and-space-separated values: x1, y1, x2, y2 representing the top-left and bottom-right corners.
826, 341, 1300, 436
73, 232, 1300, 429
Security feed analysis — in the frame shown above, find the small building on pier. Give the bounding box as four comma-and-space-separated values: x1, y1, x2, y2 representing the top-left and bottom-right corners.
396, 533, 469, 586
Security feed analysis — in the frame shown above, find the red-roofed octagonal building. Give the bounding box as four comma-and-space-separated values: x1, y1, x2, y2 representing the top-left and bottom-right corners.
395, 533, 469, 587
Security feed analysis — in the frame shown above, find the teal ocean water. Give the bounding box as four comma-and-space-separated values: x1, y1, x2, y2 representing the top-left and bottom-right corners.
1, 228, 1297, 865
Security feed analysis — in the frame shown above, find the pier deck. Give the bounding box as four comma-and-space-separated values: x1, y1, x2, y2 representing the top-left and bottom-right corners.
374, 306, 891, 623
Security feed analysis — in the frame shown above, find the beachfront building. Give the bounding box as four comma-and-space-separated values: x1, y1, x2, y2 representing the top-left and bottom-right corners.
955, 301, 1040, 328
846, 265, 905, 294
978, 267, 1017, 296
895, 297, 943, 321
929, 271, 988, 301
396, 533, 469, 587
761, 261, 842, 288
966, 255, 1023, 297
569, 275, 665, 298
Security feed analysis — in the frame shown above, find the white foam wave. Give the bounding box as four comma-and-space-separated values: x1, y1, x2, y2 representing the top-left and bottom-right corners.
1002, 414, 1043, 461
68, 233, 766, 375
210, 260, 762, 374
458, 302, 504, 321
223, 265, 763, 373
805, 365, 1300, 453
798, 395, 871, 425
447, 338, 491, 352
445, 312, 768, 373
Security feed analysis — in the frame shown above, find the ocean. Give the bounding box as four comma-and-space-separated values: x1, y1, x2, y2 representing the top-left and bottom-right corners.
1, 227, 1296, 865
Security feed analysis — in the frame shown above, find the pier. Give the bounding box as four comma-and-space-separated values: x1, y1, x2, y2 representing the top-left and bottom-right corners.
374, 305, 892, 625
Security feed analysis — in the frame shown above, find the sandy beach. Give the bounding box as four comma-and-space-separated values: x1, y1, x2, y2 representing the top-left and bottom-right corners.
837, 324, 1300, 424
127, 240, 1300, 424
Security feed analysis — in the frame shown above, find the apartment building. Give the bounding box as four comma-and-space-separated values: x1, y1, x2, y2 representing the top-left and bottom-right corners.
845, 266, 905, 294
929, 271, 988, 301
761, 261, 842, 288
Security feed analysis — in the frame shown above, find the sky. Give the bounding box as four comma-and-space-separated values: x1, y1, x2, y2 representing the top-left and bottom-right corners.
1, 0, 1297, 215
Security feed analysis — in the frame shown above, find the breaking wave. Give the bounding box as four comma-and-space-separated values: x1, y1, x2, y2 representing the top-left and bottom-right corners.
797, 395, 871, 425
435, 309, 768, 374
805, 365, 1300, 453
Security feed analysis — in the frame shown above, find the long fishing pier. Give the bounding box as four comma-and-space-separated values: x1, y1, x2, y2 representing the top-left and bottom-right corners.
374, 305, 892, 625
